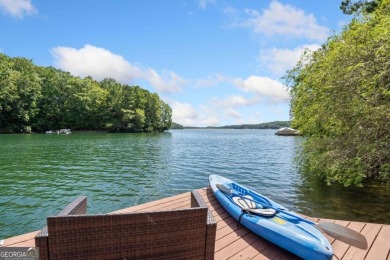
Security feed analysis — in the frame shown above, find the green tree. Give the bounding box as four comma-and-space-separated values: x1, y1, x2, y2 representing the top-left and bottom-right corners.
62, 76, 107, 130
340, 0, 381, 14
34, 67, 73, 131
286, 0, 390, 186
0, 55, 42, 133
0, 55, 172, 134
160, 102, 172, 131
129, 108, 146, 132
100, 81, 147, 132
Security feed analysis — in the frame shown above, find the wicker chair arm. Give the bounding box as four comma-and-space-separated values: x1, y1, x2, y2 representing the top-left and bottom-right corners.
35, 196, 87, 260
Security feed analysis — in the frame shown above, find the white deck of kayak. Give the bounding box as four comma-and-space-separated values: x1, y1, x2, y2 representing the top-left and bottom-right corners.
2, 187, 390, 259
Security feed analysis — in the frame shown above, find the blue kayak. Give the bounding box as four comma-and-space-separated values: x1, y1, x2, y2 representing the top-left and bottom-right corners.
209, 174, 333, 260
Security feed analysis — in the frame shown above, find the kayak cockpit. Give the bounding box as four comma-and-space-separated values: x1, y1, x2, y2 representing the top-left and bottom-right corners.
232, 195, 277, 217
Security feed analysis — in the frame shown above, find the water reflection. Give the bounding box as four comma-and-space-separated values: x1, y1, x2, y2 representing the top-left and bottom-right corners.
295, 176, 390, 224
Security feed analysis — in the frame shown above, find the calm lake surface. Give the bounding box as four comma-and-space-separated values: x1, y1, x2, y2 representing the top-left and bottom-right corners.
1, 129, 389, 238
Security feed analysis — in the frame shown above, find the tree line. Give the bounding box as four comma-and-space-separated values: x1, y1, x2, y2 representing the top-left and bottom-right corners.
0, 54, 172, 133
216, 121, 290, 130
178, 121, 290, 129
286, 0, 389, 186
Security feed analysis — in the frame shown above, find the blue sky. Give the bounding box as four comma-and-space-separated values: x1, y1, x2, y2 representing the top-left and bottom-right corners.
0, 0, 350, 126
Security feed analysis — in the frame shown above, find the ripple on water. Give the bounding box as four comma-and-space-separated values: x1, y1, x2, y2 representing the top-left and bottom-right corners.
0, 130, 389, 239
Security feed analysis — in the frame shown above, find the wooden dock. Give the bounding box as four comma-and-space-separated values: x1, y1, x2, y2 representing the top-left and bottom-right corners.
2, 187, 389, 259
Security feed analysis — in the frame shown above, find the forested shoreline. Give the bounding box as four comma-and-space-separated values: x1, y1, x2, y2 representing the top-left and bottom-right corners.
180, 121, 290, 129
0, 54, 172, 134
286, 0, 390, 186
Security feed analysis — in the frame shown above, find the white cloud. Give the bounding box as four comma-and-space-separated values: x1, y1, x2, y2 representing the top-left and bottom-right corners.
242, 1, 329, 41
226, 108, 241, 119
144, 69, 186, 93
52, 45, 143, 83
168, 74, 290, 126
234, 76, 290, 102
195, 74, 228, 87
170, 101, 219, 127
171, 102, 198, 121
0, 0, 36, 18
223, 6, 237, 16
51, 44, 185, 94
199, 0, 216, 9
260, 44, 321, 76
247, 112, 264, 124
215, 95, 260, 108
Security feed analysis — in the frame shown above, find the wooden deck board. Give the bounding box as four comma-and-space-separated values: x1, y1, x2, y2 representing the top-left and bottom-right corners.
1, 187, 389, 260
110, 191, 191, 213
365, 225, 390, 260
340, 221, 367, 260
1, 231, 38, 247
228, 237, 272, 260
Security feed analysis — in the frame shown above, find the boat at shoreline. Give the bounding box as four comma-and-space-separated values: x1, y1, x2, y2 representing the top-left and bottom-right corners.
59, 129, 71, 134
45, 129, 72, 134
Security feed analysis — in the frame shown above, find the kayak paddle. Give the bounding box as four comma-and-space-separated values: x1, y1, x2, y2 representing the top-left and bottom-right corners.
216, 183, 368, 250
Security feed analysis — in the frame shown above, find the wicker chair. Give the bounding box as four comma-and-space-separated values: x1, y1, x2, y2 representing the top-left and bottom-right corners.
35, 191, 216, 260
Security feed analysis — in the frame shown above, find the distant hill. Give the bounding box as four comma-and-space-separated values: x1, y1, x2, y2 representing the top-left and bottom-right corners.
170, 122, 184, 129
183, 121, 290, 129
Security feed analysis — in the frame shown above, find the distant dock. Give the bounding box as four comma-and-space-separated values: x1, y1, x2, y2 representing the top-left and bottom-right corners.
275, 127, 300, 136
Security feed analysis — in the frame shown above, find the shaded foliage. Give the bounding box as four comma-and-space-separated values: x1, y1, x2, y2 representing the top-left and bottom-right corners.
286, 0, 390, 186
0, 54, 172, 133
340, 0, 381, 14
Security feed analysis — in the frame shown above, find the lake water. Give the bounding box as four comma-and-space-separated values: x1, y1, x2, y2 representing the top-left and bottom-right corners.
1, 129, 389, 238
